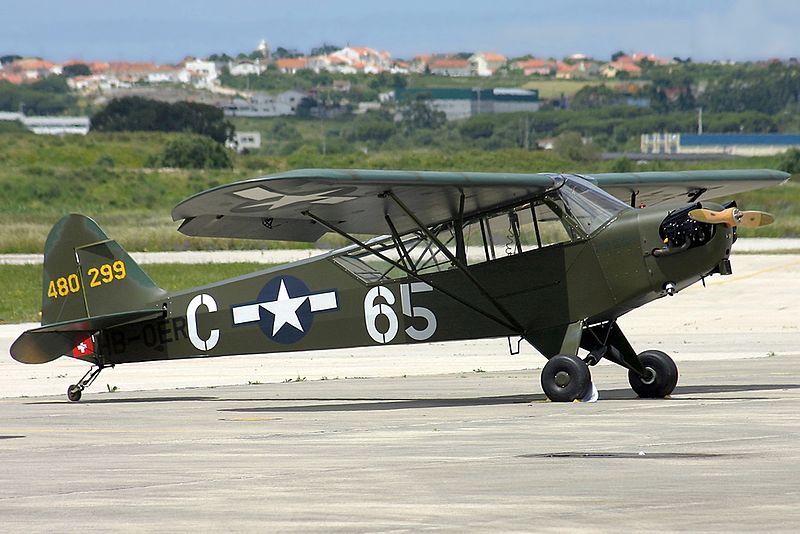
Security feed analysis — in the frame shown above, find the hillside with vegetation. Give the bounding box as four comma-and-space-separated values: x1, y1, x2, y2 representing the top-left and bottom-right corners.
0, 127, 797, 254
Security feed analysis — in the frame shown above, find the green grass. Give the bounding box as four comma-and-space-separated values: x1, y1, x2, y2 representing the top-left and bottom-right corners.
0, 262, 276, 324
519, 79, 610, 98
0, 131, 796, 253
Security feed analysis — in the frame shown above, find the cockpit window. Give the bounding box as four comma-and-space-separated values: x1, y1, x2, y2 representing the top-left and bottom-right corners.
556, 176, 629, 234
331, 175, 629, 283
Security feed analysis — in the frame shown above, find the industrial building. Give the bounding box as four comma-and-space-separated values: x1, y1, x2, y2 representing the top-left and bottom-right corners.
642, 133, 800, 157
395, 87, 540, 120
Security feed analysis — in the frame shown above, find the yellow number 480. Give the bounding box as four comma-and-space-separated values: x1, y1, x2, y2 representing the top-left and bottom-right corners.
47, 273, 81, 299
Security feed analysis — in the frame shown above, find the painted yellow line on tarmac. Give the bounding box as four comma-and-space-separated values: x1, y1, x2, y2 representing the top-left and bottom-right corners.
713, 258, 800, 286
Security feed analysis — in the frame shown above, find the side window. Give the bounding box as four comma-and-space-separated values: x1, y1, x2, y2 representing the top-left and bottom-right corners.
532, 202, 572, 247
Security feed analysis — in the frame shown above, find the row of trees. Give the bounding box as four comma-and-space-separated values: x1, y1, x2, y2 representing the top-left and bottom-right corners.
0, 76, 75, 115
91, 97, 234, 144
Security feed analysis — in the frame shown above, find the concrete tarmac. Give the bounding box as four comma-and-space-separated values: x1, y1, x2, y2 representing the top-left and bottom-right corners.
1, 356, 800, 532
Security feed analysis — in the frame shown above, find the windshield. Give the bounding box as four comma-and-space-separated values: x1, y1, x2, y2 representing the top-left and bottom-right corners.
556, 176, 629, 234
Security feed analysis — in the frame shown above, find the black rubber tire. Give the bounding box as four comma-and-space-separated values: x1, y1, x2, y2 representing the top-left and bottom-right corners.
541, 354, 592, 402
67, 385, 82, 402
628, 350, 678, 398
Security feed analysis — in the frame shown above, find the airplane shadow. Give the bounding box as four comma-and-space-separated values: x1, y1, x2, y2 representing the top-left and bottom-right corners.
27, 396, 218, 405
24, 383, 800, 408
220, 383, 800, 413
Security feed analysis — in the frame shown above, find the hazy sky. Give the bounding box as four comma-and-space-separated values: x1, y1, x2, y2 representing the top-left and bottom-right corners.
4, 0, 800, 63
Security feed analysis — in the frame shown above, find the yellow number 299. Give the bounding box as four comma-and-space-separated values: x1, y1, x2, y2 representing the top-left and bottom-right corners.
87, 260, 127, 289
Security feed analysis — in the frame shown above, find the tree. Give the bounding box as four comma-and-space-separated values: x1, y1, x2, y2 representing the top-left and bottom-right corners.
459, 116, 495, 139
150, 135, 233, 169
400, 98, 446, 132
91, 97, 234, 143
553, 132, 600, 162
570, 85, 619, 110
610, 50, 626, 62
62, 63, 91, 77
778, 148, 800, 174
273, 47, 301, 59
310, 44, 341, 56
0, 54, 22, 65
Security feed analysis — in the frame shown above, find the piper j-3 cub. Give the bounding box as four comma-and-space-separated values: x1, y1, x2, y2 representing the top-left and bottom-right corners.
10, 168, 788, 402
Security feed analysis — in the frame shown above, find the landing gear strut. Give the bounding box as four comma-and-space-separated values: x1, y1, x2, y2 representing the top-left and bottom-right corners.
67, 365, 105, 402
581, 322, 679, 399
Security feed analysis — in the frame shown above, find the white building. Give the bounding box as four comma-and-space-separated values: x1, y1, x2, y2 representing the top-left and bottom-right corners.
641, 133, 800, 156
181, 59, 218, 88
226, 131, 262, 153
223, 90, 307, 117
228, 60, 266, 76
469, 52, 508, 76
22, 116, 91, 135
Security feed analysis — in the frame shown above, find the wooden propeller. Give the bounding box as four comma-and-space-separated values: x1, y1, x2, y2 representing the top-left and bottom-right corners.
688, 207, 774, 228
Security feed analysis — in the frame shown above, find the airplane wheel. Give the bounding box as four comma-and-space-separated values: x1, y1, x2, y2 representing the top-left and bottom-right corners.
67, 385, 82, 402
628, 350, 678, 398
541, 354, 592, 402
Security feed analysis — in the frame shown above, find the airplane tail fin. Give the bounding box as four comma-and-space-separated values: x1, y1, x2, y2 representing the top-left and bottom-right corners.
41, 214, 166, 325
10, 214, 166, 364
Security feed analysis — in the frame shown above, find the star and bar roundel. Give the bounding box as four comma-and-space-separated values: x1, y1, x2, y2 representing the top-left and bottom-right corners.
231, 276, 338, 344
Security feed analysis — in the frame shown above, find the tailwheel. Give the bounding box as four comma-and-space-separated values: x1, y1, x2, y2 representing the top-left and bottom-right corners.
628, 350, 678, 398
541, 354, 592, 402
67, 385, 82, 402
66, 364, 105, 402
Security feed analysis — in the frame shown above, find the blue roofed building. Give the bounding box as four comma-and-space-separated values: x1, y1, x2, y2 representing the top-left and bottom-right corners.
642, 133, 800, 157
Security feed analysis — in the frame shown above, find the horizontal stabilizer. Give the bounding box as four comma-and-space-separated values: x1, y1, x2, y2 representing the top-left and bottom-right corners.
10, 309, 163, 364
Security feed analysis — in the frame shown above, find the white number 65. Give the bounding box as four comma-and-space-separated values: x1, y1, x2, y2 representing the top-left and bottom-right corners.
364, 283, 437, 344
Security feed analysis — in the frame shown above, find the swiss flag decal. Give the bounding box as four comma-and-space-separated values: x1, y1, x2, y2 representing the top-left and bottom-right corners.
72, 335, 95, 358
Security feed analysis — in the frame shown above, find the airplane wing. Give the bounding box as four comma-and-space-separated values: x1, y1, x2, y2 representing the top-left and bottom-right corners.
172, 168, 559, 242
586, 169, 789, 207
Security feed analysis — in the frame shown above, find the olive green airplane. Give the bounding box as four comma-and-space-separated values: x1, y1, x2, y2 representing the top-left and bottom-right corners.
10, 168, 788, 402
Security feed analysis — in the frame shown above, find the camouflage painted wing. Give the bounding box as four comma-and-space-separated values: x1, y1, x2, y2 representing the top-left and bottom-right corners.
586, 169, 789, 208
172, 168, 559, 242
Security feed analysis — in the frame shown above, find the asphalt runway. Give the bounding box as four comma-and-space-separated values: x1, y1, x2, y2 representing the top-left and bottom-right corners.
2, 253, 800, 531
1, 356, 799, 532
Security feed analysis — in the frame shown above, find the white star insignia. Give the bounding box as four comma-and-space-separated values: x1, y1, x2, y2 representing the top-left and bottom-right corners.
260, 280, 307, 335
233, 186, 356, 210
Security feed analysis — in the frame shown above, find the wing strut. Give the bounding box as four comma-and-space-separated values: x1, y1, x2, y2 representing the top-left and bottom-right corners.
382, 191, 527, 335
303, 209, 522, 334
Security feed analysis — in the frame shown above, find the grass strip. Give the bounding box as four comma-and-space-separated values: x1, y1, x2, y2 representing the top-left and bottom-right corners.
0, 262, 276, 324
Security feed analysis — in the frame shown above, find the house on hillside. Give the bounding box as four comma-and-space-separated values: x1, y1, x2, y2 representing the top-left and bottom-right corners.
4, 58, 57, 81
228, 59, 266, 76
428, 58, 472, 77
469, 52, 507, 76
181, 59, 218, 88
329, 46, 392, 73
275, 57, 310, 74
555, 60, 598, 79
515, 58, 556, 76
601, 60, 642, 78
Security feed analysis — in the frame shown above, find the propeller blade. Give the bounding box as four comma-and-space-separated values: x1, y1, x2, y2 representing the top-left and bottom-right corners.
738, 210, 775, 228
688, 208, 774, 228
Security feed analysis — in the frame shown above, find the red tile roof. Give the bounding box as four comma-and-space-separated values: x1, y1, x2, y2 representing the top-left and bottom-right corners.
477, 52, 507, 62
430, 58, 470, 69
276, 58, 309, 69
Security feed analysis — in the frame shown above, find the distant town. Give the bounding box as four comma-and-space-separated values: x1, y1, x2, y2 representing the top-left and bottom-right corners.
2, 40, 800, 159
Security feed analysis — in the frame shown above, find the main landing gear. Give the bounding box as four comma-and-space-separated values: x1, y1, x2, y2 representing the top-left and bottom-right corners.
67, 365, 106, 402
539, 323, 679, 402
